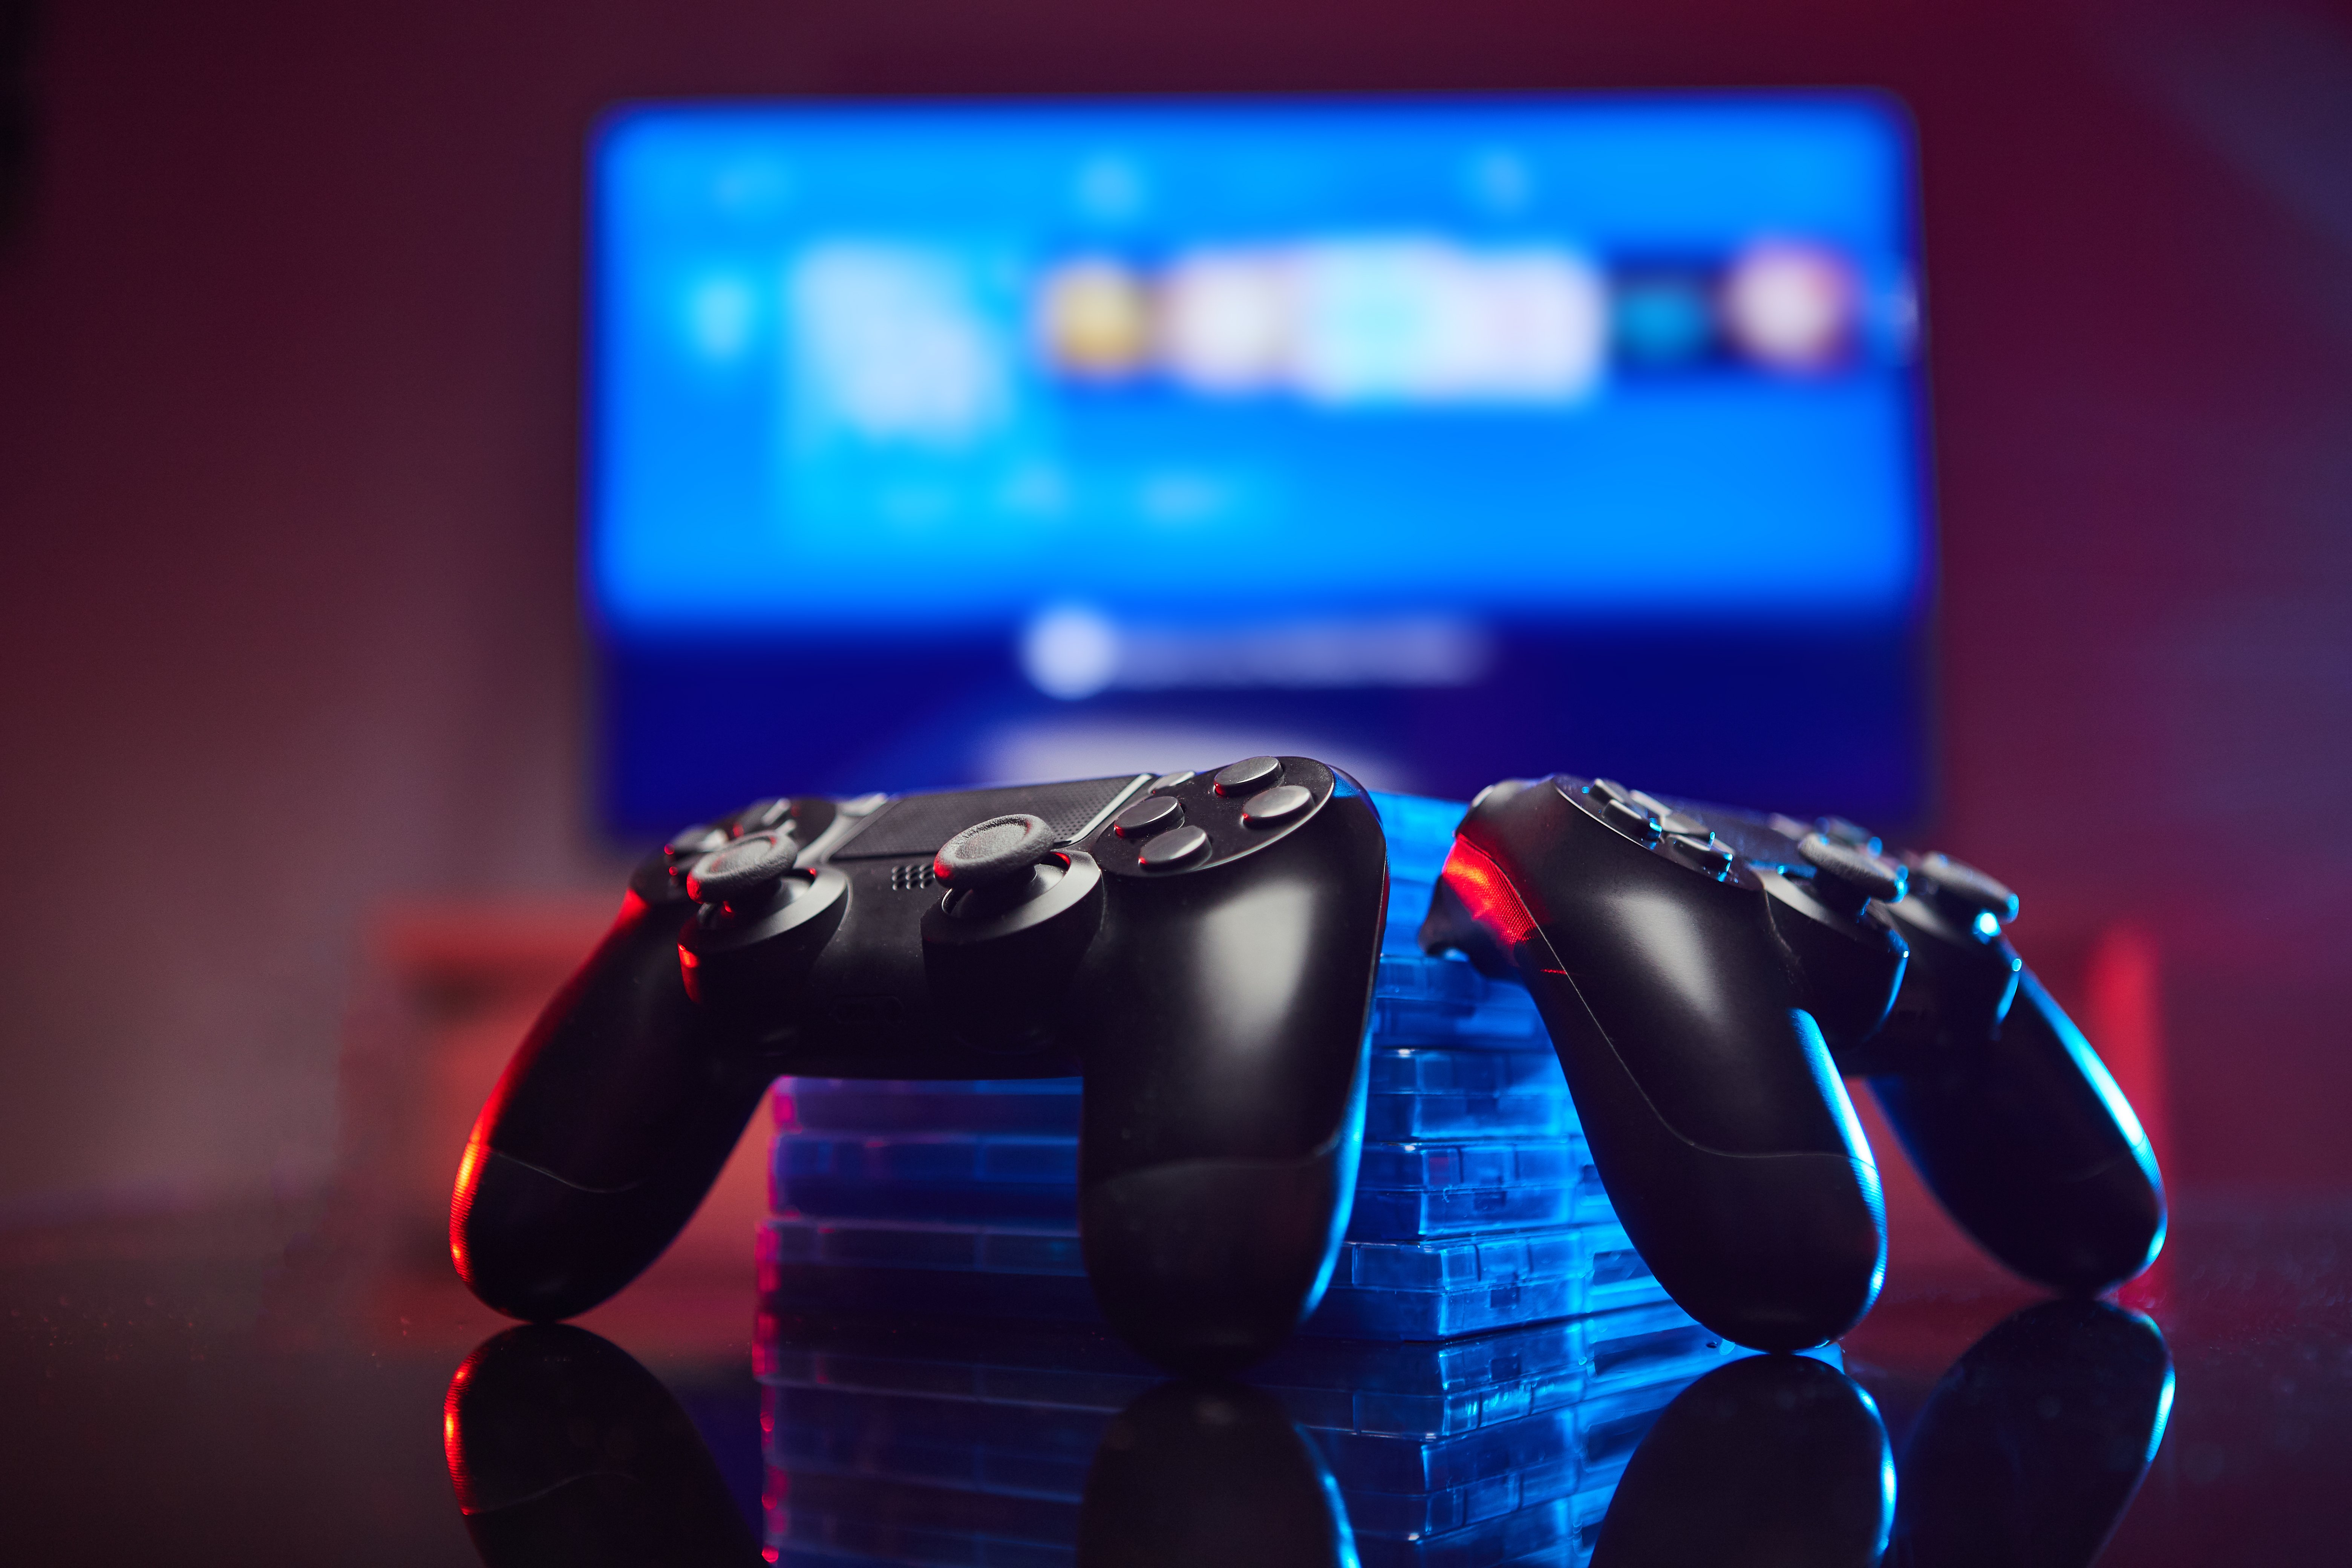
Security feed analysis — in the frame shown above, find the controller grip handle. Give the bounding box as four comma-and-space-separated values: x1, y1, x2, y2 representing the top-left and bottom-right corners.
1081, 1131, 1360, 1378
452, 890, 773, 1321
1867, 972, 2165, 1293
1531, 974, 1886, 1351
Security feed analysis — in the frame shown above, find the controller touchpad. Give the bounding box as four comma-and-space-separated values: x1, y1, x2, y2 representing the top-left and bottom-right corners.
832, 776, 1147, 859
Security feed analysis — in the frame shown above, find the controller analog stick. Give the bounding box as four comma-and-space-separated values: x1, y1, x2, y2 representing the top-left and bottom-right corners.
1909, 851, 2019, 926
934, 813, 1057, 887
684, 830, 799, 908
1798, 833, 1906, 915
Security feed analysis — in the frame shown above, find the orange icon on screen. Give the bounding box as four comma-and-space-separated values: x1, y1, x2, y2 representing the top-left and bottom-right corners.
1036, 259, 1154, 380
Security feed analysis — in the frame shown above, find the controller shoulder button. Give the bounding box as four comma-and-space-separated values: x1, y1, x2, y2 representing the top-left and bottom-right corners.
1240, 784, 1312, 826
1112, 795, 1185, 839
1138, 824, 1212, 868
1211, 756, 1283, 796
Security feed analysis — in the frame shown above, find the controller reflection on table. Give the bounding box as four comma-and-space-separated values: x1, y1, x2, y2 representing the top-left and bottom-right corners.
440, 1300, 2173, 1568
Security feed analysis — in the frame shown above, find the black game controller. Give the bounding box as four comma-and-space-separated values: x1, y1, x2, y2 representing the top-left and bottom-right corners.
1419, 776, 2165, 1351
452, 761, 1389, 1375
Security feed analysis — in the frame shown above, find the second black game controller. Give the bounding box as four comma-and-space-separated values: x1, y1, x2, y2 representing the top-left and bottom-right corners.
452, 760, 1389, 1375
1420, 775, 2164, 1351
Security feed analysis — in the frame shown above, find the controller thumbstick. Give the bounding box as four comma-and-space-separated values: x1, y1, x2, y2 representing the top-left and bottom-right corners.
684, 830, 799, 911
934, 813, 1057, 887
1909, 851, 2020, 928
1799, 832, 1906, 916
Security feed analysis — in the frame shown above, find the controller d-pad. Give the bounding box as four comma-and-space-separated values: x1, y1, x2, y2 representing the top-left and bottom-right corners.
1657, 808, 1710, 837
733, 798, 793, 835
1799, 833, 1906, 914
1588, 778, 1634, 805
1816, 816, 1883, 855
1113, 796, 1184, 839
1601, 795, 1661, 841
1910, 852, 2018, 924
1241, 785, 1311, 826
1665, 832, 1735, 877
666, 822, 728, 859
1212, 756, 1283, 796
1138, 824, 1211, 868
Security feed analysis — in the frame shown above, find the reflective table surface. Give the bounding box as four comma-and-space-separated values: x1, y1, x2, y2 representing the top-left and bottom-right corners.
2, 1190, 2346, 1566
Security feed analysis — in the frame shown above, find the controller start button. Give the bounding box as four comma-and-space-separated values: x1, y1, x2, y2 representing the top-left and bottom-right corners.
1213, 756, 1283, 795
1138, 824, 1211, 868
1241, 784, 1311, 826
1112, 795, 1184, 838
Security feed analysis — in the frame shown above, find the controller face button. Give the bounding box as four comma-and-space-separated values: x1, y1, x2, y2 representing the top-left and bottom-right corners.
1665, 831, 1735, 876
1798, 832, 1906, 912
1240, 784, 1312, 826
1212, 756, 1283, 796
1602, 795, 1661, 841
1137, 824, 1211, 868
1912, 851, 2020, 924
684, 830, 799, 905
934, 814, 1057, 888
1113, 795, 1185, 839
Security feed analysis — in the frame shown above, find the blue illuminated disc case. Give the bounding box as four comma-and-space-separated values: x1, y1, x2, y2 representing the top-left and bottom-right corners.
589, 98, 1931, 830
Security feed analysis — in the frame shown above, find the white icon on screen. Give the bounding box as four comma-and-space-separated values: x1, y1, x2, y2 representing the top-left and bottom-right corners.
787, 244, 1013, 447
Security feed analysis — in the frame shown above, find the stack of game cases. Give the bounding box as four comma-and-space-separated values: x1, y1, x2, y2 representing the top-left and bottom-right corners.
755, 1306, 1824, 1568
759, 792, 1676, 1342
753, 792, 1767, 1565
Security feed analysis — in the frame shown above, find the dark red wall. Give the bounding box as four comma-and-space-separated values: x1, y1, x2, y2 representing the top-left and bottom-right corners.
0, 0, 2345, 1211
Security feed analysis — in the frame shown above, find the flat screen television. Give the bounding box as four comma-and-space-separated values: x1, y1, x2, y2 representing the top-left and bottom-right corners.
588, 97, 1931, 835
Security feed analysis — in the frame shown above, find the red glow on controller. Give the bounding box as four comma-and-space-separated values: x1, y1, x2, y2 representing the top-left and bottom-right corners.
448, 1134, 487, 1284
1439, 839, 1540, 948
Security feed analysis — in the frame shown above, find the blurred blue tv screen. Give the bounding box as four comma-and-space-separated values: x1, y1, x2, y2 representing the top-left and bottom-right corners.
590, 98, 1930, 833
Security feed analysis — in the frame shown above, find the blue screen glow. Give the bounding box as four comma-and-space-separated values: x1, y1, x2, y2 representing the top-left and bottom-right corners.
586, 98, 1929, 832
593, 100, 1921, 634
